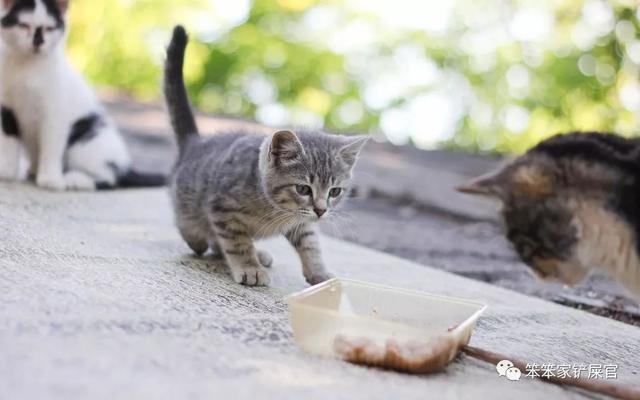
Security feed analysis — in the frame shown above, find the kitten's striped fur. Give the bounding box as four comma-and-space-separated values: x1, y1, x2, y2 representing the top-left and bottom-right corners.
164, 26, 367, 286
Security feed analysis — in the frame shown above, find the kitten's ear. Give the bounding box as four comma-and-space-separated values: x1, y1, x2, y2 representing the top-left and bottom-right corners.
339, 136, 369, 166
56, 0, 69, 12
2, 0, 13, 10
269, 130, 305, 163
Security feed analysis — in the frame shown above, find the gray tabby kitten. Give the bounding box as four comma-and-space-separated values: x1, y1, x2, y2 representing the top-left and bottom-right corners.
164, 26, 368, 287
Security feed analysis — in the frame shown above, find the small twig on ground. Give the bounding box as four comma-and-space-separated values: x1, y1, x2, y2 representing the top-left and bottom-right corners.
462, 346, 640, 400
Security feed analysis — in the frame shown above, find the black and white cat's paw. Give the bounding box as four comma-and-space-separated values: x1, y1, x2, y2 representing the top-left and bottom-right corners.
0, 136, 26, 182
0, 158, 21, 182
36, 171, 96, 191
64, 171, 96, 191
257, 249, 274, 268
0, 166, 17, 181
36, 173, 66, 191
305, 270, 335, 286
231, 265, 271, 287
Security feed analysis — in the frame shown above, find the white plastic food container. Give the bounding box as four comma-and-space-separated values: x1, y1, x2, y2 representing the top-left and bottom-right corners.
286, 278, 486, 362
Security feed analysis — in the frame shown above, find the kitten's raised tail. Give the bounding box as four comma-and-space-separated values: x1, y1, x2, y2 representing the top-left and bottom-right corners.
164, 25, 199, 156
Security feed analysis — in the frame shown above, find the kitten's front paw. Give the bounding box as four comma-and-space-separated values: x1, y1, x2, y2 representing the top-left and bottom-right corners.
36, 173, 66, 191
305, 271, 335, 286
232, 266, 271, 287
257, 250, 274, 268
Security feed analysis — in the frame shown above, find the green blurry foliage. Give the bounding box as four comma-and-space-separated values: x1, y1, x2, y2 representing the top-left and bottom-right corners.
67, 0, 640, 153
68, 0, 209, 99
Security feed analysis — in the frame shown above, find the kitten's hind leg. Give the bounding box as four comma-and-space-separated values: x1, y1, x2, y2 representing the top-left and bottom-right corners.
178, 225, 209, 256
187, 237, 209, 256
208, 239, 224, 259
212, 219, 270, 286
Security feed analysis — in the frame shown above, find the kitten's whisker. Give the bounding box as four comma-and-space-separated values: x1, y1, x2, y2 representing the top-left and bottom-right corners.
326, 213, 357, 240
255, 211, 295, 238
254, 208, 290, 227
254, 214, 285, 238
253, 211, 283, 237
166, 31, 367, 287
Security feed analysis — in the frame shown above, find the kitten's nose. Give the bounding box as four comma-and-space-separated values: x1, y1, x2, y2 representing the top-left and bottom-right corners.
313, 207, 326, 218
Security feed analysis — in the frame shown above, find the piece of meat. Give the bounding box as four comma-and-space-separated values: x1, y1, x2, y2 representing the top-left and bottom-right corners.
333, 334, 460, 374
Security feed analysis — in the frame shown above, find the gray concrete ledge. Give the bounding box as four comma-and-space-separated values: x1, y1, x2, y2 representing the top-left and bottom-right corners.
0, 183, 638, 399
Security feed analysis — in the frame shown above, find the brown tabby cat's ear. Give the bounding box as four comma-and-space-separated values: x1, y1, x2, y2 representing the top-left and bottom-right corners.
457, 168, 509, 199
269, 130, 305, 163
509, 163, 555, 198
458, 160, 555, 200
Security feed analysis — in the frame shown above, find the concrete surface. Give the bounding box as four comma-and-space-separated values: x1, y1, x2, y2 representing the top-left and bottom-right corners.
109, 97, 640, 325
1, 183, 639, 399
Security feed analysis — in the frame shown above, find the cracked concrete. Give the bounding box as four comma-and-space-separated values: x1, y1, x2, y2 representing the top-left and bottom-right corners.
0, 183, 639, 399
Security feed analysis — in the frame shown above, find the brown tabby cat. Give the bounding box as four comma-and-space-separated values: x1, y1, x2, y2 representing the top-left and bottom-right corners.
458, 132, 640, 297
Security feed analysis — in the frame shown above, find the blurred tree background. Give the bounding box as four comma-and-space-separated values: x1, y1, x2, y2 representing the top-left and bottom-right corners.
67, 0, 640, 153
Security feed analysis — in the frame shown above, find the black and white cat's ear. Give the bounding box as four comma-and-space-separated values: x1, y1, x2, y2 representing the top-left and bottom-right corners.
56, 0, 69, 12
339, 136, 369, 166
269, 130, 305, 163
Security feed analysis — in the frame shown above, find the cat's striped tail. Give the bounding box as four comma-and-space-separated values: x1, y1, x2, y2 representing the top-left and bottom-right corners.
164, 25, 199, 156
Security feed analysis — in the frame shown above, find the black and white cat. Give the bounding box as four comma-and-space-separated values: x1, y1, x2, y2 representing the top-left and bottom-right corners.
0, 0, 164, 190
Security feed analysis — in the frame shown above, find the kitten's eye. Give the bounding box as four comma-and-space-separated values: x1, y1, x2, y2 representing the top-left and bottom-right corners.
18, 23, 30, 30
45, 27, 56, 32
329, 188, 342, 198
295, 184, 312, 196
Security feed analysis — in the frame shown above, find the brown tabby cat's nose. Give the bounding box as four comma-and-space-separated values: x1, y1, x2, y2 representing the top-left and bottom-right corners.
314, 207, 326, 217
